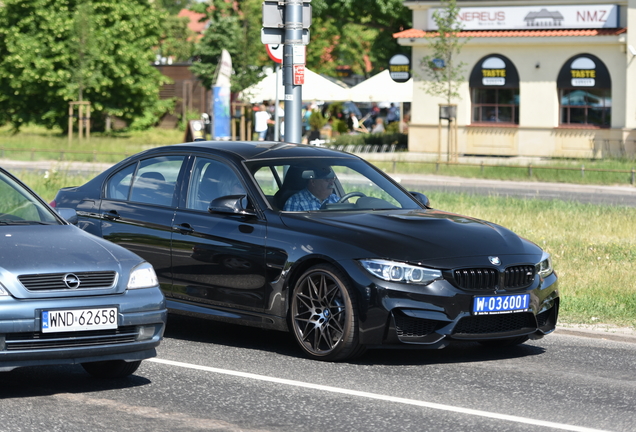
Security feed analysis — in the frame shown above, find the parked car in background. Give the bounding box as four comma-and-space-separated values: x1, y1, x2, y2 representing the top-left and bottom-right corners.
0, 167, 166, 378
52, 141, 558, 361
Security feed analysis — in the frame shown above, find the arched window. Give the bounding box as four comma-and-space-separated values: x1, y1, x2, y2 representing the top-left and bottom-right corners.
557, 54, 611, 127
470, 54, 520, 125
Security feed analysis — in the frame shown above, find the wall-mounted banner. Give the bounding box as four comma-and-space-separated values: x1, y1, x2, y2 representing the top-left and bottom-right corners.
469, 54, 519, 88
557, 54, 611, 89
389, 54, 411, 83
428, 4, 619, 31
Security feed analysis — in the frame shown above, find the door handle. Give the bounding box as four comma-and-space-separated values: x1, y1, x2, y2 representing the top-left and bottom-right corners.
102, 210, 120, 220
173, 223, 194, 234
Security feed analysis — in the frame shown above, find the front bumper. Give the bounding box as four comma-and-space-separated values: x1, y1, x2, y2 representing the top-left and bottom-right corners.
347, 264, 559, 348
0, 288, 167, 371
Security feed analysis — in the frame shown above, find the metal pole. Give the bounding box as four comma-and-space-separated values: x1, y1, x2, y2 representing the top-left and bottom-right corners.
283, 0, 303, 144
274, 64, 280, 141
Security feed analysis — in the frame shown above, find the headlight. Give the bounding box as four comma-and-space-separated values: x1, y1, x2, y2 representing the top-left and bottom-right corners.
536, 252, 553, 279
127, 262, 158, 289
0, 282, 9, 296
359, 259, 442, 285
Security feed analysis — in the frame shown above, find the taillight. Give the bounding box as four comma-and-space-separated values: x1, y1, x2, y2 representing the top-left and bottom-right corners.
49, 200, 56, 208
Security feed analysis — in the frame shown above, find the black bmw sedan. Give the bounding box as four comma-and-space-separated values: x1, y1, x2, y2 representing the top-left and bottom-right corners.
52, 141, 559, 361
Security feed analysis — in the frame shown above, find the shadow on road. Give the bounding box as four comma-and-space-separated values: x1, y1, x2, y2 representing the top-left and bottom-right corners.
0, 364, 151, 399
164, 313, 547, 366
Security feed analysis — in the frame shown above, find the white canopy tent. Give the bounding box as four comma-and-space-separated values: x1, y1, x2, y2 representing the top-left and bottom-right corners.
348, 69, 412, 103
240, 68, 351, 103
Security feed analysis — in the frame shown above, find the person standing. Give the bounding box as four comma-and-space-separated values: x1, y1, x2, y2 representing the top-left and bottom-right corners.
254, 104, 270, 141
386, 103, 399, 124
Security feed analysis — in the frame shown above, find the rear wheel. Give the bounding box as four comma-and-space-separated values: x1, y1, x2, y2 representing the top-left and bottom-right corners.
81, 360, 142, 378
290, 264, 365, 361
478, 335, 529, 348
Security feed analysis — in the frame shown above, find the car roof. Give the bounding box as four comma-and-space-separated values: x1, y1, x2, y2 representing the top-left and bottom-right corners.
141, 141, 359, 162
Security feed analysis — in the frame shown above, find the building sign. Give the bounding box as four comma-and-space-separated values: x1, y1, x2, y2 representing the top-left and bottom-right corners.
389, 54, 411, 83
557, 54, 611, 89
469, 55, 519, 88
428, 5, 618, 30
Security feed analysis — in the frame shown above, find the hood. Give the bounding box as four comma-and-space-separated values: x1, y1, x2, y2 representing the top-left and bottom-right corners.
0, 225, 141, 275
280, 209, 542, 265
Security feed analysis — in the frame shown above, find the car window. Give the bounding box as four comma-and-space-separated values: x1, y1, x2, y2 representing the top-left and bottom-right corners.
246, 158, 420, 212
105, 163, 135, 200
186, 158, 246, 211
0, 171, 58, 223
106, 156, 185, 206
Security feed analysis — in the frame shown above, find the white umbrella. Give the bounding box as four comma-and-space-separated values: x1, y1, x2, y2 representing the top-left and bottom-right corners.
349, 70, 412, 103
240, 68, 351, 103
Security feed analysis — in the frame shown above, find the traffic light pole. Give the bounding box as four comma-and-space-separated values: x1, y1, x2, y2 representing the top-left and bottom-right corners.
283, 0, 303, 144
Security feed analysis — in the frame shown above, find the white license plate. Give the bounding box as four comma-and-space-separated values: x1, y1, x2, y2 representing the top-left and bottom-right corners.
42, 308, 118, 333
473, 294, 530, 315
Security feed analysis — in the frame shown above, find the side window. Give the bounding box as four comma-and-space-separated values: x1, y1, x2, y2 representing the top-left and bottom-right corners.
186, 158, 246, 211
128, 156, 185, 206
105, 164, 135, 200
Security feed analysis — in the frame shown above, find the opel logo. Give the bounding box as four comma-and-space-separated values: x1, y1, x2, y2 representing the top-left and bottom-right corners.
489, 256, 501, 266
63, 273, 80, 289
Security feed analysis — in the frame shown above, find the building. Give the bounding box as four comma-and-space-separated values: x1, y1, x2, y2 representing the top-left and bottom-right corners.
396, 0, 636, 158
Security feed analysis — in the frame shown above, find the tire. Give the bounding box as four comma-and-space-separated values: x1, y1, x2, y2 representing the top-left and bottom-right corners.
81, 360, 142, 379
290, 264, 365, 361
478, 335, 529, 348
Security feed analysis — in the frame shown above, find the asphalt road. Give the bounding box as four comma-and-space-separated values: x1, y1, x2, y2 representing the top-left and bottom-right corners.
3, 158, 636, 207
1, 314, 635, 432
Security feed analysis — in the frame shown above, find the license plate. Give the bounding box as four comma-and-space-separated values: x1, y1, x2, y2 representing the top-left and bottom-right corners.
42, 308, 118, 333
473, 294, 530, 315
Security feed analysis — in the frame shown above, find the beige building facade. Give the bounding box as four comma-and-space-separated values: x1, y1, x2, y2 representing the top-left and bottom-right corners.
397, 0, 636, 158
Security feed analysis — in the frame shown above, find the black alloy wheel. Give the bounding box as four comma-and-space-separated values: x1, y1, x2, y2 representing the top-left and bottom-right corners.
290, 264, 365, 361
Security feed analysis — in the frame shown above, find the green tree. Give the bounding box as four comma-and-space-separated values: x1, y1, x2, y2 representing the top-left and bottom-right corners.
419, 0, 469, 104
310, 0, 411, 77
0, 0, 173, 132
189, 0, 264, 93
157, 14, 197, 63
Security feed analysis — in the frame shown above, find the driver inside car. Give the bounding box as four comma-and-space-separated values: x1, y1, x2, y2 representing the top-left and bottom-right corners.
283, 167, 340, 211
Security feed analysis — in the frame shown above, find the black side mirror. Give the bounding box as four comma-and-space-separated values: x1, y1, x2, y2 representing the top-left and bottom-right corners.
208, 195, 256, 216
409, 192, 431, 208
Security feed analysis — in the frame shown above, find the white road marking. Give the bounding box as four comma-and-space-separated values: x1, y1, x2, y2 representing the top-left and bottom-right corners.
148, 358, 611, 432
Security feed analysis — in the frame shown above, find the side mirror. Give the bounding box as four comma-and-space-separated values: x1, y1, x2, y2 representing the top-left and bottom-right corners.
208, 195, 256, 216
55, 208, 79, 225
409, 192, 431, 208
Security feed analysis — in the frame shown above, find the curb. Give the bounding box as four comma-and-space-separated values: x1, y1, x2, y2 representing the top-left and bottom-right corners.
555, 325, 636, 344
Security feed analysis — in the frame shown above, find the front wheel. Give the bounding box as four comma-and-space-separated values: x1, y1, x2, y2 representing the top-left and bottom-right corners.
81, 360, 142, 379
290, 264, 365, 361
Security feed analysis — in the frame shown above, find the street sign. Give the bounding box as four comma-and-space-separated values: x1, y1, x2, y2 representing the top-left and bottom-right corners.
293, 65, 305, 85
261, 28, 310, 45
262, 1, 312, 29
266, 44, 283, 64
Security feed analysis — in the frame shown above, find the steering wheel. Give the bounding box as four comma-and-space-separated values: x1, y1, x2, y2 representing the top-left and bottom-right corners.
338, 192, 366, 203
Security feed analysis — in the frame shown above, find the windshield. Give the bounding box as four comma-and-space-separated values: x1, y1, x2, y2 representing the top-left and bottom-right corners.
0, 171, 59, 225
247, 157, 422, 212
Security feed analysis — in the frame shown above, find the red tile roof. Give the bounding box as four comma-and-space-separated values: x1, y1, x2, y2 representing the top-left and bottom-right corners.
178, 9, 208, 34
394, 28, 627, 39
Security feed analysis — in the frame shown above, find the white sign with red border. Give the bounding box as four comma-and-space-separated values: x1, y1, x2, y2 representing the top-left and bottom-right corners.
266, 44, 283, 64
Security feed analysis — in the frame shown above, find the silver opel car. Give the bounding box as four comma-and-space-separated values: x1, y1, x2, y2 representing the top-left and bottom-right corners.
0, 167, 166, 378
